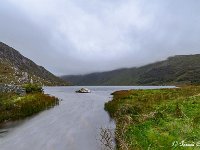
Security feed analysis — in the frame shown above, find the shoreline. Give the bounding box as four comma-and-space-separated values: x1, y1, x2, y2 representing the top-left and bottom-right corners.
0, 92, 59, 124
105, 86, 200, 149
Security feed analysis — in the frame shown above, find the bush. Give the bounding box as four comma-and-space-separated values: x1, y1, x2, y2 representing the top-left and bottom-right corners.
22, 84, 43, 93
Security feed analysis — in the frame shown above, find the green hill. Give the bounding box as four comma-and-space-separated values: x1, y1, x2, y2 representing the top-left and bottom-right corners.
62, 54, 200, 86
0, 42, 68, 86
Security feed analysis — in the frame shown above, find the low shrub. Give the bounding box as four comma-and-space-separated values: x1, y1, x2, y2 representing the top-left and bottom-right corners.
22, 84, 43, 93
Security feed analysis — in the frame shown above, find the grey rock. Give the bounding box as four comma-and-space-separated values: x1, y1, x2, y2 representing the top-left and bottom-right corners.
76, 88, 91, 93
0, 84, 26, 95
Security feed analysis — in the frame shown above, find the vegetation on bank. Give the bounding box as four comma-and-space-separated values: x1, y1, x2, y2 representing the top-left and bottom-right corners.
105, 86, 200, 150
22, 83, 43, 93
0, 84, 59, 123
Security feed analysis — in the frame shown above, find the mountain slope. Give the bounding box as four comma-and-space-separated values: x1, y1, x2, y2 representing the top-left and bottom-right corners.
0, 42, 68, 85
61, 54, 200, 85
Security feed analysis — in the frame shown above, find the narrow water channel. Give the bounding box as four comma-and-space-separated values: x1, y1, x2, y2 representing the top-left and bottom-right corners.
0, 86, 173, 150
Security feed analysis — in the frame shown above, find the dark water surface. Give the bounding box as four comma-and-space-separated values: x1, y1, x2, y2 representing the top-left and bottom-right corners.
0, 86, 174, 150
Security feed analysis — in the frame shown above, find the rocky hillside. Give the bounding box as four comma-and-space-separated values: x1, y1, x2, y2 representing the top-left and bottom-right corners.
62, 54, 200, 86
0, 42, 68, 86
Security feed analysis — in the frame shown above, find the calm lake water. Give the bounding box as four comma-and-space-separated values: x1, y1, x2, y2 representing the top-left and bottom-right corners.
0, 86, 174, 150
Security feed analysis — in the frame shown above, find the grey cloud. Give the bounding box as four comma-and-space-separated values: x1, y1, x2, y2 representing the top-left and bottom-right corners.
0, 0, 200, 75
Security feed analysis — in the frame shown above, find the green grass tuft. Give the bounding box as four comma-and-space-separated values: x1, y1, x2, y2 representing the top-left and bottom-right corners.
0, 92, 59, 123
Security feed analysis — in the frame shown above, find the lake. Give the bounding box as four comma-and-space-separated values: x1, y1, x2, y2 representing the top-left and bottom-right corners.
0, 86, 174, 150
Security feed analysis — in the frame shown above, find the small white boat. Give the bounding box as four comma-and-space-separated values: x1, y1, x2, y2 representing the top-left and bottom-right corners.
76, 88, 91, 93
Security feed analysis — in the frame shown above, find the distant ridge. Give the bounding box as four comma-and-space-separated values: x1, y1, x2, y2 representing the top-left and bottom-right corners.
0, 42, 68, 86
61, 54, 200, 86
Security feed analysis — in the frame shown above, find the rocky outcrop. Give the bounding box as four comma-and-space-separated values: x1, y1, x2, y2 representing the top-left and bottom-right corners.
0, 84, 26, 95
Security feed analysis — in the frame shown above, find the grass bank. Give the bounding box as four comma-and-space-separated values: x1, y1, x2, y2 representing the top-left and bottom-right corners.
0, 92, 59, 123
105, 86, 200, 150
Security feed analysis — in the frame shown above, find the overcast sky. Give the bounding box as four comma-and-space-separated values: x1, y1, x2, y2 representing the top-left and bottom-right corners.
0, 0, 200, 75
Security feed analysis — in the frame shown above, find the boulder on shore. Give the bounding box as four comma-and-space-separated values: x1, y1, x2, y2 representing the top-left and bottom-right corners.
76, 88, 91, 93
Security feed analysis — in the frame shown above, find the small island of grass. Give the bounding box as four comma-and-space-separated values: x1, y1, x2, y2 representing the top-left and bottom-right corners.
0, 84, 59, 123
105, 86, 200, 150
